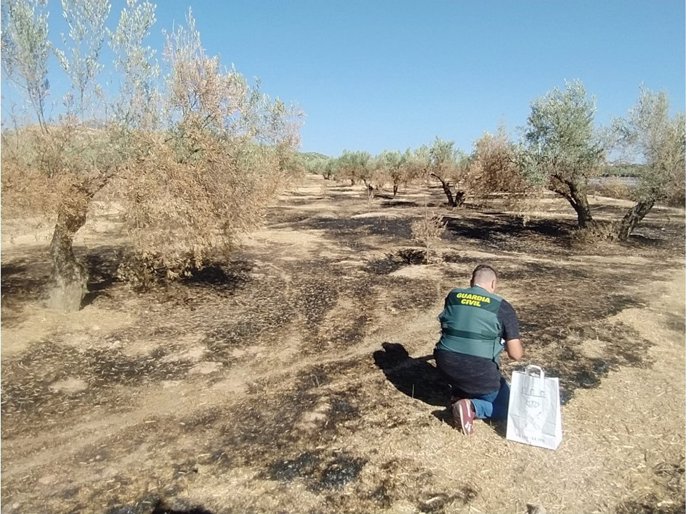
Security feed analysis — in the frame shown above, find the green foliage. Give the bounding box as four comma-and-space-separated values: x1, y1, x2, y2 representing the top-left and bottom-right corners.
301, 151, 330, 162
334, 150, 372, 185
1, 0, 51, 131
425, 138, 468, 182
421, 138, 470, 207
523, 80, 604, 188
300, 152, 334, 178
614, 88, 685, 205
54, 0, 112, 117
374, 150, 407, 192
612, 88, 685, 240
109, 0, 159, 129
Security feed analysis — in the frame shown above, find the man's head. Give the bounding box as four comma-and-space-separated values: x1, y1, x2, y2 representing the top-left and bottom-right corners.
470, 264, 498, 292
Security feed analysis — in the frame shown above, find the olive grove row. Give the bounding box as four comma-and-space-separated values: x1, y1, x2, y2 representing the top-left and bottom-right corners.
308, 82, 685, 240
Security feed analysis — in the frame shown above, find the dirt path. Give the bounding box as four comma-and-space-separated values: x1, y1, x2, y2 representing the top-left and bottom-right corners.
1, 175, 685, 513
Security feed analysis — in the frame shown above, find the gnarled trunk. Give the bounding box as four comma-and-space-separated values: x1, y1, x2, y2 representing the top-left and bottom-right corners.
47, 190, 90, 311
573, 203, 593, 228
432, 174, 465, 208
618, 199, 655, 241
440, 181, 454, 206
555, 179, 593, 228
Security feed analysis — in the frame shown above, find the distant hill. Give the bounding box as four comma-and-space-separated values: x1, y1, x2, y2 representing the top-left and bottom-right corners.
300, 152, 331, 164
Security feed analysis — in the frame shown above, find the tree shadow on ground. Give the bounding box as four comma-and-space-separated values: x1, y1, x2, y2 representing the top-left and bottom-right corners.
80, 245, 123, 308
1, 258, 51, 306
80, 245, 254, 308
380, 199, 419, 208
443, 214, 573, 244
301, 216, 414, 240
372, 342, 448, 408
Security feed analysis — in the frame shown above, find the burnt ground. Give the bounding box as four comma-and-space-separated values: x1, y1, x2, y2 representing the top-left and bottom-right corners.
1, 176, 686, 514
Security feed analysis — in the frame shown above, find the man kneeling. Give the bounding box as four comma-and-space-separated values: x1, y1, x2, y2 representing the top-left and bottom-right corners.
434, 264, 523, 435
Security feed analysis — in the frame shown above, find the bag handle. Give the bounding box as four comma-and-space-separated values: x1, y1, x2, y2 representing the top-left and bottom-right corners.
525, 365, 545, 380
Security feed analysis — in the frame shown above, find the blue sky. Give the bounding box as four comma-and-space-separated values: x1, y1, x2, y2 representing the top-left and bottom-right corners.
2, 0, 685, 156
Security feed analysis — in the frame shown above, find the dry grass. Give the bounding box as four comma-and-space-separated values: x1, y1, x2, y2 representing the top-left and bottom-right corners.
1, 175, 685, 514
411, 208, 447, 263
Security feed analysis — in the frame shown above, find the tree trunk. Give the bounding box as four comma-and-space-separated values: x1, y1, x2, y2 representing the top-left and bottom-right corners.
393, 183, 399, 197
438, 180, 456, 207
618, 199, 656, 241
558, 187, 592, 229
47, 192, 90, 311
552, 177, 594, 228
567, 184, 592, 228
574, 204, 592, 228
367, 184, 375, 200
431, 174, 463, 208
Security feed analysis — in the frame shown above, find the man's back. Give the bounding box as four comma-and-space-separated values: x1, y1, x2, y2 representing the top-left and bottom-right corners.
435, 284, 520, 396
437, 285, 506, 360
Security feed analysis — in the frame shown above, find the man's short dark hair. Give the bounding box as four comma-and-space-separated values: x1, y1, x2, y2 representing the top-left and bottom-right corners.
472, 264, 497, 284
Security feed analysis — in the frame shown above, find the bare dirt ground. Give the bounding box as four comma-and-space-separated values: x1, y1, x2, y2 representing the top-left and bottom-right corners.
1, 175, 685, 514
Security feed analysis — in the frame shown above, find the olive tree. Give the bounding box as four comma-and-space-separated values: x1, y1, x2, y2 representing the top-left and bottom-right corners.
422, 138, 470, 208
118, 9, 302, 286
302, 153, 332, 179
468, 128, 527, 196
613, 88, 685, 240
375, 149, 417, 197
334, 150, 371, 188
523, 80, 605, 228
2, 0, 120, 311
2, 2, 302, 308
467, 129, 542, 215
308, 157, 337, 180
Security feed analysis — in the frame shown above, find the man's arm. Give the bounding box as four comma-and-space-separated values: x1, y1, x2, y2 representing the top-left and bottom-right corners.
499, 300, 523, 360
505, 338, 523, 360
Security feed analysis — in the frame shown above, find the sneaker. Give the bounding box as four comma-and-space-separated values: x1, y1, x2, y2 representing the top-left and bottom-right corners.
452, 399, 475, 435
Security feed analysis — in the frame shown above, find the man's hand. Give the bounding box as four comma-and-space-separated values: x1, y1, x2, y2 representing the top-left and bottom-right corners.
505, 338, 523, 360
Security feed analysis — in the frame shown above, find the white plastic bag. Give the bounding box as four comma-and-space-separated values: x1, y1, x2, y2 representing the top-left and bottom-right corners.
506, 365, 562, 450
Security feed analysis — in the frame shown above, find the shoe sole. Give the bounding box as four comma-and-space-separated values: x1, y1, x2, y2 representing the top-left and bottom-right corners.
452, 400, 473, 435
